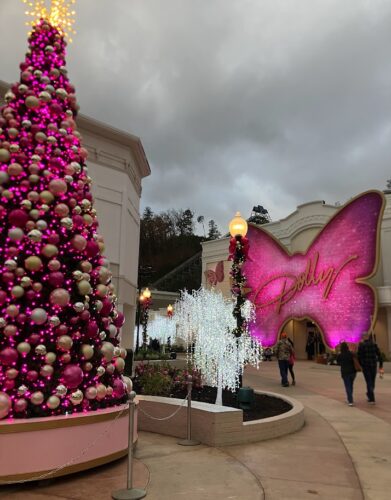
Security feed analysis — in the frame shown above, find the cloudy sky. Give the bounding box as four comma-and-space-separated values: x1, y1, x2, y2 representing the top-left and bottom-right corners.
0, 0, 390, 233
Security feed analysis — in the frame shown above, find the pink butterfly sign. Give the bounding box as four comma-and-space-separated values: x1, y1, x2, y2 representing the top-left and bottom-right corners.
243, 191, 385, 348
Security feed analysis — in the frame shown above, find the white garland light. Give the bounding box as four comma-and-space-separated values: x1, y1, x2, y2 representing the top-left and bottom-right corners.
146, 315, 177, 345
174, 287, 262, 403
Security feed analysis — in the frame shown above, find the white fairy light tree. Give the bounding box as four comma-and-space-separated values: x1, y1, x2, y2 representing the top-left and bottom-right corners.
133, 314, 177, 350
147, 314, 177, 346
175, 287, 262, 404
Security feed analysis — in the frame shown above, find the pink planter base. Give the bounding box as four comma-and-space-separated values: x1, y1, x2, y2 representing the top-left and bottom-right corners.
0, 404, 137, 483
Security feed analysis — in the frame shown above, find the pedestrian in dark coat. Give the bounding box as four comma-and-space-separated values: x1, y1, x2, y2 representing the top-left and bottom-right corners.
357, 333, 383, 404
337, 342, 357, 406
275, 332, 293, 387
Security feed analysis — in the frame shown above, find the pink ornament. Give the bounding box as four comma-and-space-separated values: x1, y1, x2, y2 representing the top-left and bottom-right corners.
114, 312, 125, 328
100, 299, 113, 316
25, 290, 36, 301
4, 379, 15, 390
80, 310, 90, 321
62, 364, 83, 389
113, 379, 125, 398
17, 313, 27, 324
48, 272, 65, 288
55, 325, 69, 336
73, 215, 84, 228
8, 209, 29, 228
50, 288, 70, 307
28, 333, 40, 345
86, 240, 100, 258
26, 370, 39, 382
71, 234, 87, 251
86, 320, 98, 338
48, 233, 60, 245
14, 398, 28, 413
61, 353, 72, 363
0, 347, 18, 366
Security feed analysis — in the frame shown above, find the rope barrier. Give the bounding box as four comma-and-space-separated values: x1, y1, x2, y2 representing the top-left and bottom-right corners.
138, 394, 188, 421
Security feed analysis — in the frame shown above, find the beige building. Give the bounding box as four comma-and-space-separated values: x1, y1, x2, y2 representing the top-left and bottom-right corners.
0, 80, 151, 349
202, 193, 391, 358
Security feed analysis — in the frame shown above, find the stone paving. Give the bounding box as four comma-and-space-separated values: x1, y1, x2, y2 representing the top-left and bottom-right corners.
2, 360, 390, 499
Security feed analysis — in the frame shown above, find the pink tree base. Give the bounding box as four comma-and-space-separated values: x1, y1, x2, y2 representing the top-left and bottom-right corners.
0, 404, 137, 483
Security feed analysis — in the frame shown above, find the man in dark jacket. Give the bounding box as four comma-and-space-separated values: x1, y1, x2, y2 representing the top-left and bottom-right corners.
357, 333, 383, 404
275, 332, 293, 387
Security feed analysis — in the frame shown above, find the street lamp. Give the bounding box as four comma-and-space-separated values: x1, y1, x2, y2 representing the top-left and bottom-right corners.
229, 212, 248, 238
135, 293, 145, 354
229, 212, 249, 390
167, 304, 173, 318
135, 288, 152, 353
140, 288, 152, 350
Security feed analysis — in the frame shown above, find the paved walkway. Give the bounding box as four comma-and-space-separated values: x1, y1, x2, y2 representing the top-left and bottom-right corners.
2, 361, 391, 499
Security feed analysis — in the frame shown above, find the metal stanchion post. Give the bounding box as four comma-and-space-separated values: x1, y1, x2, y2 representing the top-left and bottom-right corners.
178, 376, 200, 446
112, 391, 146, 500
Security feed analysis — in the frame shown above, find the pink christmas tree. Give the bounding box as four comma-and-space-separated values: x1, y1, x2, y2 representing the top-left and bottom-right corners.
0, 15, 130, 420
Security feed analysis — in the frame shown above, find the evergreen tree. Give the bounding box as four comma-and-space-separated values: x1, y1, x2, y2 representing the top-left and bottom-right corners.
208, 219, 221, 239
0, 18, 129, 420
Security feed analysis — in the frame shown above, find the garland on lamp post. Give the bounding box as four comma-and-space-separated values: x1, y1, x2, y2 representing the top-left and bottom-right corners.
229, 212, 250, 338
140, 288, 152, 350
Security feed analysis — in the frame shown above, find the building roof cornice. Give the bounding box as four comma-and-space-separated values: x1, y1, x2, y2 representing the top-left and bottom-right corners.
0, 79, 151, 179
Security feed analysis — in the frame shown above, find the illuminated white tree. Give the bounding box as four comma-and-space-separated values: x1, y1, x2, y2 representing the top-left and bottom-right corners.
175, 288, 262, 404
146, 315, 177, 346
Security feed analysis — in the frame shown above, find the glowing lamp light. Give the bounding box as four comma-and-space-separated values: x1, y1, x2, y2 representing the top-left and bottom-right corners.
229, 212, 248, 238
167, 304, 173, 317
142, 288, 151, 300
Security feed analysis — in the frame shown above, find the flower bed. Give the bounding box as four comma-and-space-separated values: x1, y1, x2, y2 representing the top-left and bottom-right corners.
133, 362, 291, 422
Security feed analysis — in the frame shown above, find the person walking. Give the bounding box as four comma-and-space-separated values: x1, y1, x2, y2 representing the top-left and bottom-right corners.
275, 332, 293, 387
357, 332, 383, 404
337, 342, 357, 406
287, 337, 296, 385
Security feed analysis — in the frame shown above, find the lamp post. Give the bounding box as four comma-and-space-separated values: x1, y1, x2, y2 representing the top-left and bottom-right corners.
135, 293, 145, 354
229, 212, 249, 390
140, 288, 152, 351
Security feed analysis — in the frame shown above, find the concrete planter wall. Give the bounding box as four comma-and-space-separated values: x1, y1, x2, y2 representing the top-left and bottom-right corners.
137, 391, 304, 446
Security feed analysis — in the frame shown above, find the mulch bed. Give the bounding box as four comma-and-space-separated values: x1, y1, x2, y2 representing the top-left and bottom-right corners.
170, 386, 292, 422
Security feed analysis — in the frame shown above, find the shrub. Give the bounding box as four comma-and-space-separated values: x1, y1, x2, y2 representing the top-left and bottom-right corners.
134, 349, 170, 361
133, 362, 203, 396
140, 371, 173, 396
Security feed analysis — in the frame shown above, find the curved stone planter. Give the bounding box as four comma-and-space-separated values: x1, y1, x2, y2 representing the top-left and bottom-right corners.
137, 390, 304, 446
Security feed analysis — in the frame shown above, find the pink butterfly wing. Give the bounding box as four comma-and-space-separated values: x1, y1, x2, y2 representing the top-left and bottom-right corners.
205, 270, 217, 286
215, 261, 225, 283
244, 226, 291, 347
243, 191, 384, 348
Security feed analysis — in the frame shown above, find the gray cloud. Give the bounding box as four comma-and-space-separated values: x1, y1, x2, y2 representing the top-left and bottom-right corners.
1, 0, 391, 231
